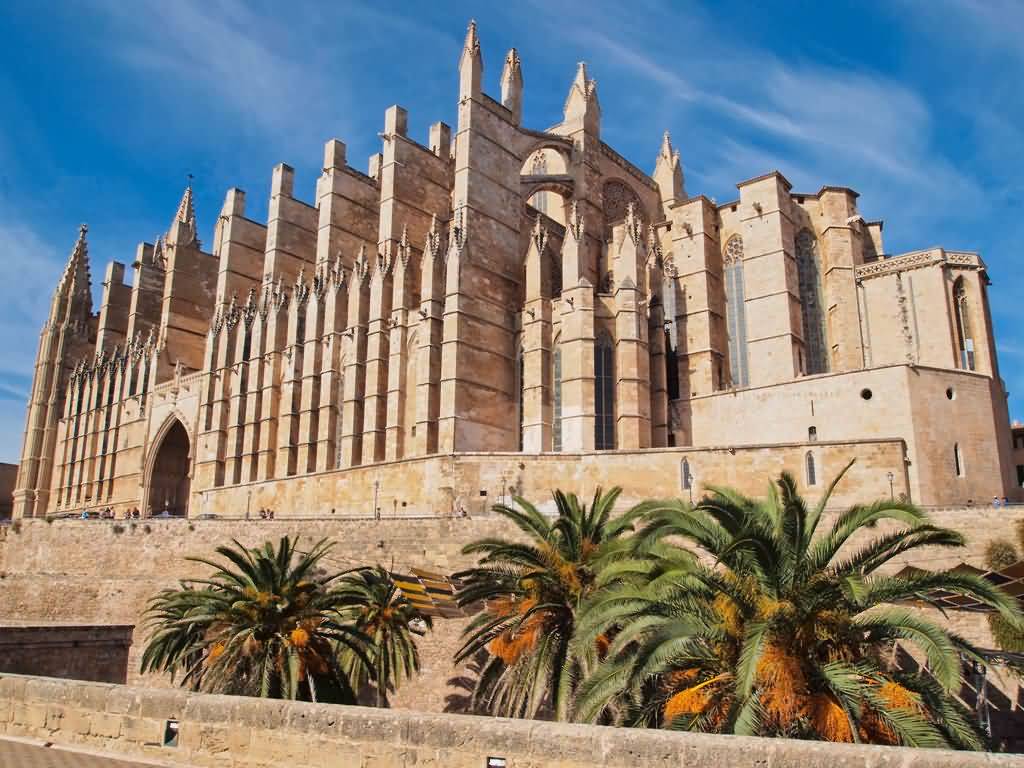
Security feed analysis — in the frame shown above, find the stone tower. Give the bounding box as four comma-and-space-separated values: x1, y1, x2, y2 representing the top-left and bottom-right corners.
12, 226, 95, 518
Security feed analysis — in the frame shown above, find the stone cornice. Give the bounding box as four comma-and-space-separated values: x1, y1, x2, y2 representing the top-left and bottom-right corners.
855, 249, 985, 280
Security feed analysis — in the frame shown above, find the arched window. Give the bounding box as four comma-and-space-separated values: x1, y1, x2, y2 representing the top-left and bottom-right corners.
796, 229, 829, 374
805, 451, 817, 486
552, 345, 563, 452
953, 278, 975, 371
954, 442, 964, 477
808, 426, 817, 442
723, 236, 749, 388
595, 331, 615, 450
680, 457, 692, 490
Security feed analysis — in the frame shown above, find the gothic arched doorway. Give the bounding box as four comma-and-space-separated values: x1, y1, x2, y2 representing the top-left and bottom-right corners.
146, 420, 191, 517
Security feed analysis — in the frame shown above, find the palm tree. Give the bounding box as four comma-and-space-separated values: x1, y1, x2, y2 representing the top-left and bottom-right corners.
140, 536, 373, 703
335, 566, 432, 707
573, 462, 1024, 749
454, 487, 660, 720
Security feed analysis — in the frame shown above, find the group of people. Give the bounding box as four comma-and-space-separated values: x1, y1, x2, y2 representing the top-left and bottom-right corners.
245, 508, 276, 520
77, 507, 143, 520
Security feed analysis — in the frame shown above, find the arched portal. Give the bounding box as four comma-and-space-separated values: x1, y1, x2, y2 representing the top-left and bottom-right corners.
146, 420, 191, 517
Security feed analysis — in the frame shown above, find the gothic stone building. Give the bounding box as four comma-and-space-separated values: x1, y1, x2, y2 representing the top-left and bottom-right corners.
11, 23, 1017, 520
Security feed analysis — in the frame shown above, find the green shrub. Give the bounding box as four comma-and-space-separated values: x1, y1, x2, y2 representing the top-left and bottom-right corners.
984, 538, 1023, 651
989, 614, 1024, 652
985, 540, 1019, 571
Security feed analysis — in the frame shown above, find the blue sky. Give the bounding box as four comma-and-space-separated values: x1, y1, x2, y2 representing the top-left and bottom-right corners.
0, 0, 1021, 463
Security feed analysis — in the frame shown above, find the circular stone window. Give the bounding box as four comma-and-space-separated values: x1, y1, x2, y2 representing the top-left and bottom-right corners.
860, 388, 873, 401
946, 387, 955, 400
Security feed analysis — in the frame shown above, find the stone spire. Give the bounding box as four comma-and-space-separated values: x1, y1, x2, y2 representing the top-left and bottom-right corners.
458, 19, 483, 99
167, 183, 199, 248
500, 48, 523, 123
563, 62, 600, 135
653, 130, 685, 205
51, 224, 93, 326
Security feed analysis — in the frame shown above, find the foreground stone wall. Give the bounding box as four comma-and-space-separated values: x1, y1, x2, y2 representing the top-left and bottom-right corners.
0, 625, 133, 684
2, 674, 1021, 768
0, 517, 509, 711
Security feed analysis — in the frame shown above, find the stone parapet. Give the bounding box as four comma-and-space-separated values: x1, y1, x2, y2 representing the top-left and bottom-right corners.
1, 673, 1021, 767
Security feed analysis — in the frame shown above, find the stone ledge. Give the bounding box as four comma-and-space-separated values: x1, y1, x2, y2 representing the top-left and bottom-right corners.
1, 673, 1021, 768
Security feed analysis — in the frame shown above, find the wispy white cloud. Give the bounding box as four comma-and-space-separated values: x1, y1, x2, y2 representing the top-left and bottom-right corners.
0, 221, 63, 371
88, 0, 345, 147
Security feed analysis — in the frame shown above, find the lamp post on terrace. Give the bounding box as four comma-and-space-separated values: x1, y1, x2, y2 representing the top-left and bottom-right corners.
887, 471, 895, 501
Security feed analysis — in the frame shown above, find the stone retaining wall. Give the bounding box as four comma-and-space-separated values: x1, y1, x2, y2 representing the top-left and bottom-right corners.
1, 506, 1023, 712
1, 673, 1021, 767
0, 625, 133, 684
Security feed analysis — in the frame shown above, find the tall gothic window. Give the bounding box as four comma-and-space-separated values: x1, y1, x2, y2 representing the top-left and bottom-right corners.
723, 236, 749, 388
531, 152, 548, 214
953, 442, 964, 478
796, 229, 829, 374
334, 371, 346, 469
595, 331, 615, 450
953, 277, 975, 371
517, 346, 525, 452
551, 253, 563, 299
552, 345, 563, 452
665, 329, 680, 400
805, 451, 817, 486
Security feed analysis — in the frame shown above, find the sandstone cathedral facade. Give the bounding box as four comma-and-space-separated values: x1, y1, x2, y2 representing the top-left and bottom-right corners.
12, 23, 1018, 520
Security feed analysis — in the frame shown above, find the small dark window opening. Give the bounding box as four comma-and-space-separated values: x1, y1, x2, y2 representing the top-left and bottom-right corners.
808, 426, 817, 442
666, 335, 680, 401
860, 388, 873, 401
946, 387, 955, 400
163, 719, 179, 748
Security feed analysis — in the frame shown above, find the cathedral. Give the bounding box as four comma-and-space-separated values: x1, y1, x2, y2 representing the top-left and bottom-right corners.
11, 22, 1017, 520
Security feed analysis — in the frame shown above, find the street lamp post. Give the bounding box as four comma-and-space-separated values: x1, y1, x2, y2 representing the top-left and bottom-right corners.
887, 471, 895, 501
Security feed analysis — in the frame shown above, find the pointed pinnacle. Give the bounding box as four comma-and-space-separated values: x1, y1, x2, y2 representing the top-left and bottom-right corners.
175, 185, 196, 226
575, 61, 588, 86
503, 48, 521, 75
463, 19, 480, 58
